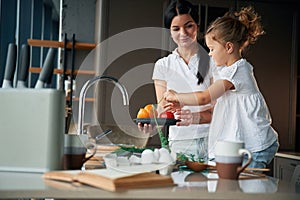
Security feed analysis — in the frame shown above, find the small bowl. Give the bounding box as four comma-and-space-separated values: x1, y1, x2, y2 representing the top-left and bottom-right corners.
185, 161, 209, 172
103, 153, 117, 169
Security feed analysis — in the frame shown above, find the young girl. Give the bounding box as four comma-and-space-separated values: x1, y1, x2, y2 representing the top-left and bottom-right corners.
164, 6, 279, 169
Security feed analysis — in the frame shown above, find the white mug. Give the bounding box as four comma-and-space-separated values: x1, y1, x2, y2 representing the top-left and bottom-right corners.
214, 140, 252, 179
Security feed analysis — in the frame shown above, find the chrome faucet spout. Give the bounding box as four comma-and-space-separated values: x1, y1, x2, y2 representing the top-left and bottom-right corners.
77, 75, 129, 135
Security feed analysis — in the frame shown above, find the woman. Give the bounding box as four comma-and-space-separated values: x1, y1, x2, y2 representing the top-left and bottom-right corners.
149, 0, 214, 161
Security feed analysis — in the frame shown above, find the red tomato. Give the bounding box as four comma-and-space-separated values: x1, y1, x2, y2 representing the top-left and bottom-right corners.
159, 111, 174, 119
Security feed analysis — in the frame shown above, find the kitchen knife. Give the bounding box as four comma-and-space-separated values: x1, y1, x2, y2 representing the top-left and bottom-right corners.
16, 44, 30, 88
2, 43, 17, 88
35, 48, 56, 89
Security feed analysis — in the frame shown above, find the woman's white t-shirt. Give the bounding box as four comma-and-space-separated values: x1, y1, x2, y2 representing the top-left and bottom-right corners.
152, 49, 212, 140
209, 58, 278, 157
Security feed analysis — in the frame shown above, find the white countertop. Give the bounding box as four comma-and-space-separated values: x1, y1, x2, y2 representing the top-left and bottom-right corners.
0, 170, 299, 199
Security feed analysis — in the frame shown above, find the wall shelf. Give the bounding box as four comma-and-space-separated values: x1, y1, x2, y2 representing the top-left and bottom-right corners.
29, 67, 96, 75
27, 39, 97, 76
28, 39, 96, 50
27, 38, 97, 110
66, 96, 95, 102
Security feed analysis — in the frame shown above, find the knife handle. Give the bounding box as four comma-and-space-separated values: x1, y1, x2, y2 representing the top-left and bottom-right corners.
35, 48, 56, 89
2, 43, 17, 88
17, 44, 30, 82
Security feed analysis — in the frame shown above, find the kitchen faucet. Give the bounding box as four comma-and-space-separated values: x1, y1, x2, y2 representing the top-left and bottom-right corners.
77, 75, 129, 142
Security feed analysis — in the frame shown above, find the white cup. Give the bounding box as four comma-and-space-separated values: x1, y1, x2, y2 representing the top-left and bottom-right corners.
215, 140, 252, 179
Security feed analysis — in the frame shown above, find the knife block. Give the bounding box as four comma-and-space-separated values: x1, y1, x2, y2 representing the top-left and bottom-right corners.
0, 89, 65, 173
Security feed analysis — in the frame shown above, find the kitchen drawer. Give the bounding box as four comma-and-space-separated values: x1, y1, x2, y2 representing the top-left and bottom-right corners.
274, 154, 300, 182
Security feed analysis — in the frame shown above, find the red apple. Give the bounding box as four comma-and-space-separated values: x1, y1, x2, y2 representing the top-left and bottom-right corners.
159, 111, 174, 119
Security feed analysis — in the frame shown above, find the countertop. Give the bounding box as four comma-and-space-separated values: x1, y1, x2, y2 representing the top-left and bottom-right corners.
275, 152, 300, 160
0, 170, 299, 200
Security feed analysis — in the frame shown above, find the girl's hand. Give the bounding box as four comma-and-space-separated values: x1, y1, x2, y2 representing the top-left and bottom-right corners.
174, 109, 193, 126
164, 90, 179, 103
163, 102, 181, 112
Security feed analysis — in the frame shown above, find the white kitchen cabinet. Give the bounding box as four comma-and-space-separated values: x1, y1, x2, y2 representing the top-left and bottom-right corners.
274, 152, 300, 182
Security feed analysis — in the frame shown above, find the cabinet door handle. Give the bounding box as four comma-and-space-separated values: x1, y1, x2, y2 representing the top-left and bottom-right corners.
290, 163, 298, 167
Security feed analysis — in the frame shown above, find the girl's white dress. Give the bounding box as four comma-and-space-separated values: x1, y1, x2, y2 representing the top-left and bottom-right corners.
209, 58, 278, 158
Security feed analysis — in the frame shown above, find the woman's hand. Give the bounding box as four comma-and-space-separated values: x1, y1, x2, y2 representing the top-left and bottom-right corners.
138, 122, 156, 135
174, 108, 213, 126
174, 109, 193, 126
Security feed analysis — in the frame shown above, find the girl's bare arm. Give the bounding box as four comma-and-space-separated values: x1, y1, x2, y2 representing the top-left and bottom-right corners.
165, 79, 233, 106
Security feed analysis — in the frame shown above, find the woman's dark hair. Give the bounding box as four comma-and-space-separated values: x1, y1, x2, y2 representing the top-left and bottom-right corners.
164, 0, 209, 85
164, 0, 199, 29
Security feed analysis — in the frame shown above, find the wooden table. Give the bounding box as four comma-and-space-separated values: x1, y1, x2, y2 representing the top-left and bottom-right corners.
0, 170, 299, 200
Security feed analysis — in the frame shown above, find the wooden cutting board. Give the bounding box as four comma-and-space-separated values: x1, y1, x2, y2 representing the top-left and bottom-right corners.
43, 168, 175, 192
75, 171, 175, 191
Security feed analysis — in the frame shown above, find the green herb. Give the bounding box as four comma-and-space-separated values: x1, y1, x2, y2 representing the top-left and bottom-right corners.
114, 146, 154, 154
177, 152, 189, 162
176, 152, 205, 163
157, 127, 169, 149
152, 104, 169, 150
